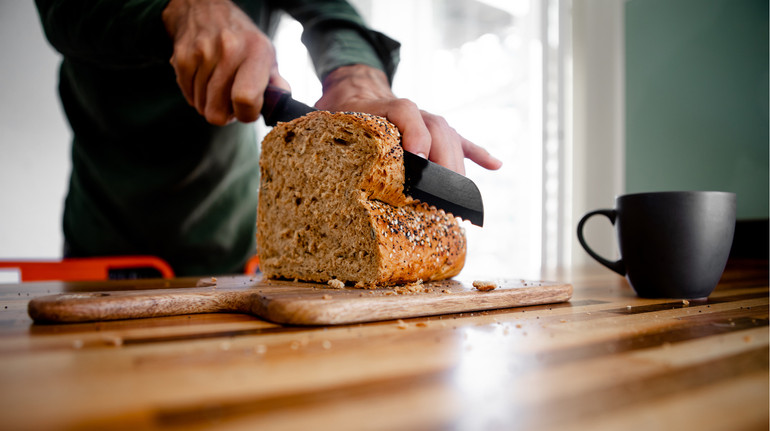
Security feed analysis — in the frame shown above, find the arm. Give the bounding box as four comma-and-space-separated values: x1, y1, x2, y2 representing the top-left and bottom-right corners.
160, 0, 392, 127
276, 0, 399, 83
48, 0, 497, 172
279, 1, 501, 173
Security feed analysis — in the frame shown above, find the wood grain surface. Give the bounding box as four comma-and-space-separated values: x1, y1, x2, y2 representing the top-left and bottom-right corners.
27, 277, 573, 325
0, 259, 766, 431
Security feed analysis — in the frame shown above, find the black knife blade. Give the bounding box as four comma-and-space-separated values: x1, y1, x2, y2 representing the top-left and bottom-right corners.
261, 85, 484, 226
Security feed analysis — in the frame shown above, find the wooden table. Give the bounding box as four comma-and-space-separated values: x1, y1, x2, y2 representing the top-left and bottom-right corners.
1, 260, 767, 430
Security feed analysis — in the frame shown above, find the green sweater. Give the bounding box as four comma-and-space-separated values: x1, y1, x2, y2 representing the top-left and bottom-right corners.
35, 0, 400, 276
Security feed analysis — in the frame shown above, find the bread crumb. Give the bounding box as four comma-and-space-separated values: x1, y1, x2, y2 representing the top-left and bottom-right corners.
327, 279, 345, 289
211, 277, 217, 282
396, 319, 408, 329
682, 299, 690, 306
322, 294, 332, 300
473, 280, 497, 291
355, 281, 377, 289
416, 322, 428, 328
515, 323, 522, 329
626, 305, 632, 310
392, 279, 425, 295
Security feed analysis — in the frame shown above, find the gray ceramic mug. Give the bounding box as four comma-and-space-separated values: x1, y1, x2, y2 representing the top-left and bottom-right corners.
577, 191, 736, 299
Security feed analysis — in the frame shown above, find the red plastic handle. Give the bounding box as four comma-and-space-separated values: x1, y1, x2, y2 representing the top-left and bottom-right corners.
0, 256, 175, 282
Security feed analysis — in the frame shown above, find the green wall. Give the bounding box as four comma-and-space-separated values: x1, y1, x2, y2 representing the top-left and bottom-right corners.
625, 0, 768, 219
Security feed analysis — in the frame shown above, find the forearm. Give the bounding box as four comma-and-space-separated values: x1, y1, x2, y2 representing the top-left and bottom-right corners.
277, 0, 400, 83
321, 64, 394, 101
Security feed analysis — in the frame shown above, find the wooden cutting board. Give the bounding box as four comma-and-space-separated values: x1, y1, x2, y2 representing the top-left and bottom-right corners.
27, 275, 572, 325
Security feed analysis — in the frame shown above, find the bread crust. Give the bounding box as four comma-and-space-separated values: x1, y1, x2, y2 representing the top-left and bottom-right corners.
257, 111, 466, 286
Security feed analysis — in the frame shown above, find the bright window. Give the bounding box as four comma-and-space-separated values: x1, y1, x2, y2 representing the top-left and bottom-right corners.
270, 0, 560, 279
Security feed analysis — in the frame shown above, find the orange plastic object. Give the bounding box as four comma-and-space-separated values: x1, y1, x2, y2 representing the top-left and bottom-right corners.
244, 255, 260, 274
0, 256, 174, 282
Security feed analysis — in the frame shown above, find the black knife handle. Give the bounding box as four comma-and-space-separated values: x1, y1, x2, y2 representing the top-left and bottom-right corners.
261, 85, 316, 126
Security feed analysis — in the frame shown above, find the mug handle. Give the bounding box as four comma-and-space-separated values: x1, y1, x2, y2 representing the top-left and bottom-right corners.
576, 209, 626, 276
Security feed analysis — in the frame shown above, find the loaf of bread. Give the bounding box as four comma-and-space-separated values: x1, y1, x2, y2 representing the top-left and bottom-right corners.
256, 111, 466, 286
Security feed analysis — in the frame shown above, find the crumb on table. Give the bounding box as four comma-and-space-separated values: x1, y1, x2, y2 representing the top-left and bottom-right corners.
393, 279, 430, 295
473, 280, 497, 291
327, 279, 345, 289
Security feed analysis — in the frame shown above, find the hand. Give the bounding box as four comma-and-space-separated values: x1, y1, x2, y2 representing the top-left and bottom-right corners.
316, 64, 502, 175
162, 0, 290, 125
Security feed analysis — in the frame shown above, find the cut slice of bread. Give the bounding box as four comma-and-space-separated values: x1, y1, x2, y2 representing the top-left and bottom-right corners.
257, 111, 465, 286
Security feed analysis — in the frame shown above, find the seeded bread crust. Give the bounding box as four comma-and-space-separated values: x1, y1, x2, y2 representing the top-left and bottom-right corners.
257, 110, 466, 286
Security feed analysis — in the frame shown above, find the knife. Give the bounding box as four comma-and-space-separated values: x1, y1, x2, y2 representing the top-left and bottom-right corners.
261, 85, 484, 227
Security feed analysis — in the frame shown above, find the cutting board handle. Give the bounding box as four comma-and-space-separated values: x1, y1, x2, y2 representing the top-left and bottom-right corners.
27, 290, 248, 323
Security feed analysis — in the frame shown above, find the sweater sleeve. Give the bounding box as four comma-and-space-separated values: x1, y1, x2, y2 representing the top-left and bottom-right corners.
34, 0, 173, 67
275, 0, 401, 84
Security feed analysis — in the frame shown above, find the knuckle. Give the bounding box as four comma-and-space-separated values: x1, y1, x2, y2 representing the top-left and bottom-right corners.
391, 98, 419, 112
218, 30, 241, 57
425, 112, 450, 129
438, 117, 451, 129
242, 31, 271, 56
190, 40, 210, 62
171, 44, 194, 66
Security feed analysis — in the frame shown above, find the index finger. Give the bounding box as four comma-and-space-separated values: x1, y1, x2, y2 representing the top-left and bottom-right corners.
461, 138, 503, 170
231, 56, 268, 123
383, 99, 432, 159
